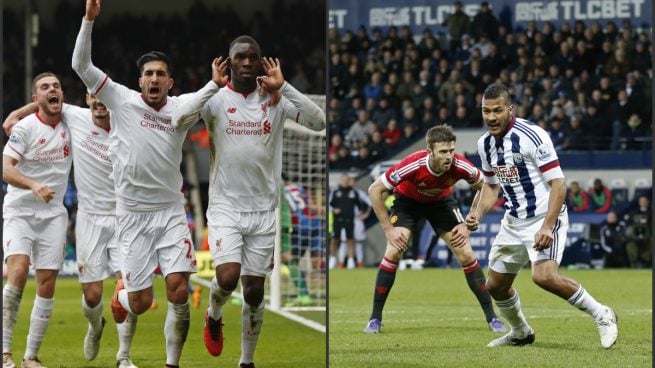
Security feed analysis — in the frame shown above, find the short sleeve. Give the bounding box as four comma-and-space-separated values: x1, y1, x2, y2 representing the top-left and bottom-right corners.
4, 123, 28, 160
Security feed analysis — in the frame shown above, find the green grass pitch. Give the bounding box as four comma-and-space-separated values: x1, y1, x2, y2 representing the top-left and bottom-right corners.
5, 276, 326, 368
329, 268, 651, 368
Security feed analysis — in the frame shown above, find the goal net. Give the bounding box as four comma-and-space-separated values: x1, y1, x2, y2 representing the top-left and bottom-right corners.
269, 95, 326, 318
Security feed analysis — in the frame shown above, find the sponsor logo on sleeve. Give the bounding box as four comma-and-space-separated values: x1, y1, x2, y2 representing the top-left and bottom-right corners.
537, 144, 551, 161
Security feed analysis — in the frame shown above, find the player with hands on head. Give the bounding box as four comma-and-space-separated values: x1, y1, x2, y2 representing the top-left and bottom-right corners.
468, 82, 618, 349
363, 124, 506, 334
173, 35, 325, 368
3, 72, 72, 368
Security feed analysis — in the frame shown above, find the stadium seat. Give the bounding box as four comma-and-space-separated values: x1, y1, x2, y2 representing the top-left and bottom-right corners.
632, 178, 651, 201
609, 178, 629, 210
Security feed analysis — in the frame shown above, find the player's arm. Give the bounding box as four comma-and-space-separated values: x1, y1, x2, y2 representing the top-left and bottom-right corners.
368, 177, 407, 250
173, 57, 229, 130
465, 182, 500, 231
71, 0, 109, 93
3, 102, 37, 135
450, 179, 484, 247
3, 155, 54, 203
259, 57, 325, 132
533, 178, 566, 251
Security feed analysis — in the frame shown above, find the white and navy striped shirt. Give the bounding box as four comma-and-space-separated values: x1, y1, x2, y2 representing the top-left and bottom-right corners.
477, 116, 564, 219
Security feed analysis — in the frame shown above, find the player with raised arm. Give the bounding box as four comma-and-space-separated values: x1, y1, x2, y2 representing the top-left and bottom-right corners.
4, 94, 139, 368
173, 36, 325, 367
69, 0, 237, 365
364, 124, 506, 334
2, 73, 72, 368
467, 83, 617, 348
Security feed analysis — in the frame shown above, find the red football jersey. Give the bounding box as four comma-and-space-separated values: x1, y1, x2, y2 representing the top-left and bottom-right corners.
381, 150, 481, 203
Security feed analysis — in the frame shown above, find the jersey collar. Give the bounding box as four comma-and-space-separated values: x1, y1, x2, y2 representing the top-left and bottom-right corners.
496, 115, 516, 140
35, 112, 61, 128
226, 81, 257, 99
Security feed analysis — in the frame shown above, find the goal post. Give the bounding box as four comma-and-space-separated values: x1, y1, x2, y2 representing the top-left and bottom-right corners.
269, 94, 326, 314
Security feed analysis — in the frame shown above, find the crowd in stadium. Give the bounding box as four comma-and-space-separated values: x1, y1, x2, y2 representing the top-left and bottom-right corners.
327, 1, 652, 172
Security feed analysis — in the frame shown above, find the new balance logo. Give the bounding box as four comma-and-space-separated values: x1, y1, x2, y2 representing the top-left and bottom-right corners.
92, 131, 99, 136
227, 107, 237, 113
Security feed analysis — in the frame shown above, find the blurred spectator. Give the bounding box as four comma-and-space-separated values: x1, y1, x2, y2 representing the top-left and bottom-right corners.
620, 114, 650, 150
548, 118, 567, 150
382, 119, 402, 149
367, 130, 388, 163
442, 1, 471, 54
332, 146, 354, 170
371, 97, 397, 130
567, 181, 590, 212
328, 133, 344, 163
563, 114, 587, 150
599, 211, 629, 268
588, 178, 612, 213
352, 146, 375, 170
471, 2, 499, 41
398, 124, 421, 148
624, 195, 652, 268
345, 110, 375, 144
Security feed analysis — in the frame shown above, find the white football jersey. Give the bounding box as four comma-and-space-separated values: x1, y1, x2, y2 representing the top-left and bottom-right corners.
201, 82, 322, 212
3, 113, 72, 217
63, 104, 115, 214
477, 117, 565, 219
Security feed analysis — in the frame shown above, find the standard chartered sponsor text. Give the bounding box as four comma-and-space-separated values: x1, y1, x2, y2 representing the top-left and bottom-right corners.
227, 119, 264, 135
81, 137, 110, 162
141, 112, 175, 133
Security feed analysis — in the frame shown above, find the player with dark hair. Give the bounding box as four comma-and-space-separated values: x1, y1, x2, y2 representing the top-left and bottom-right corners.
69, 0, 235, 366
3, 72, 72, 368
173, 34, 325, 367
364, 124, 506, 334
466, 83, 617, 348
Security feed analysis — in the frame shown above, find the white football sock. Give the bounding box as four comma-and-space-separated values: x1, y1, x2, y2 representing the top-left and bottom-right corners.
164, 301, 190, 366
116, 313, 137, 360
568, 285, 604, 319
239, 300, 265, 365
24, 295, 54, 359
81, 295, 103, 335
494, 291, 531, 336
2, 284, 23, 353
117, 289, 134, 314
208, 276, 232, 320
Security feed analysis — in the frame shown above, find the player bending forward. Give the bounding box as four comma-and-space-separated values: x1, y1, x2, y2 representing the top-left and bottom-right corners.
364, 124, 507, 334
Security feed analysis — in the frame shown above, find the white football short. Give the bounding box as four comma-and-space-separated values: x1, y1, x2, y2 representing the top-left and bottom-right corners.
207, 206, 276, 277
3, 212, 67, 270
488, 209, 569, 274
116, 203, 197, 292
75, 210, 120, 283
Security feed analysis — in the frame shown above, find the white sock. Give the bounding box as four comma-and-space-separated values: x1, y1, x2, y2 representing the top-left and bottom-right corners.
117, 290, 134, 314
24, 296, 54, 359
164, 301, 190, 366
81, 296, 103, 335
568, 285, 604, 319
355, 242, 364, 263
116, 313, 137, 361
239, 301, 265, 365
3, 284, 23, 353
494, 291, 531, 336
208, 276, 232, 320
338, 242, 347, 263
328, 256, 337, 269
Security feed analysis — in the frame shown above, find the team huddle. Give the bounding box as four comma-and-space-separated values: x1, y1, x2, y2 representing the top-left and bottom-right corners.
1, 0, 325, 367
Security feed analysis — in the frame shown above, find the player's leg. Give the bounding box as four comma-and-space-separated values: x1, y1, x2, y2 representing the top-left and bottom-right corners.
529, 215, 617, 348
80, 281, 105, 361
162, 272, 192, 367
439, 229, 505, 332
345, 238, 357, 269
485, 218, 534, 347
238, 210, 276, 367
3, 217, 34, 367
113, 272, 138, 368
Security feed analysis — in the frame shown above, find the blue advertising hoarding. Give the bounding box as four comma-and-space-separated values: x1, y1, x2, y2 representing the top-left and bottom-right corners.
330, 0, 651, 33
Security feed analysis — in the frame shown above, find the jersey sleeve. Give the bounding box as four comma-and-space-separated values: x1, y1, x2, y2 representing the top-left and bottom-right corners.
172, 81, 220, 130
61, 103, 89, 129
279, 82, 325, 131
477, 135, 498, 185
380, 154, 417, 190
530, 127, 564, 182
4, 121, 29, 160
454, 154, 482, 185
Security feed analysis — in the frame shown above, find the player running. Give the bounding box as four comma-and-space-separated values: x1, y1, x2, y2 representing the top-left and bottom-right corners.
4, 94, 139, 368
2, 73, 72, 368
467, 83, 617, 348
364, 124, 506, 334
173, 36, 325, 367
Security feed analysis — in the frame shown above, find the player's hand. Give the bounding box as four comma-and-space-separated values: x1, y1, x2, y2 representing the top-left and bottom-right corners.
211, 57, 229, 88
31, 183, 55, 203
465, 212, 480, 231
257, 57, 285, 91
533, 226, 553, 251
385, 227, 408, 252
85, 0, 101, 21
450, 224, 470, 248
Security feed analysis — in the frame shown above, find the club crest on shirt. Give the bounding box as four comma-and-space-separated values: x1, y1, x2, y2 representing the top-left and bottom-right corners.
537, 144, 551, 161
446, 178, 455, 186
513, 153, 524, 163
38, 138, 46, 144
227, 107, 237, 113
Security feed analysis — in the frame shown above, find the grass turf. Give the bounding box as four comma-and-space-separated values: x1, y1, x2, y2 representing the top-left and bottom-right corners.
329, 268, 651, 368
5, 276, 326, 368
